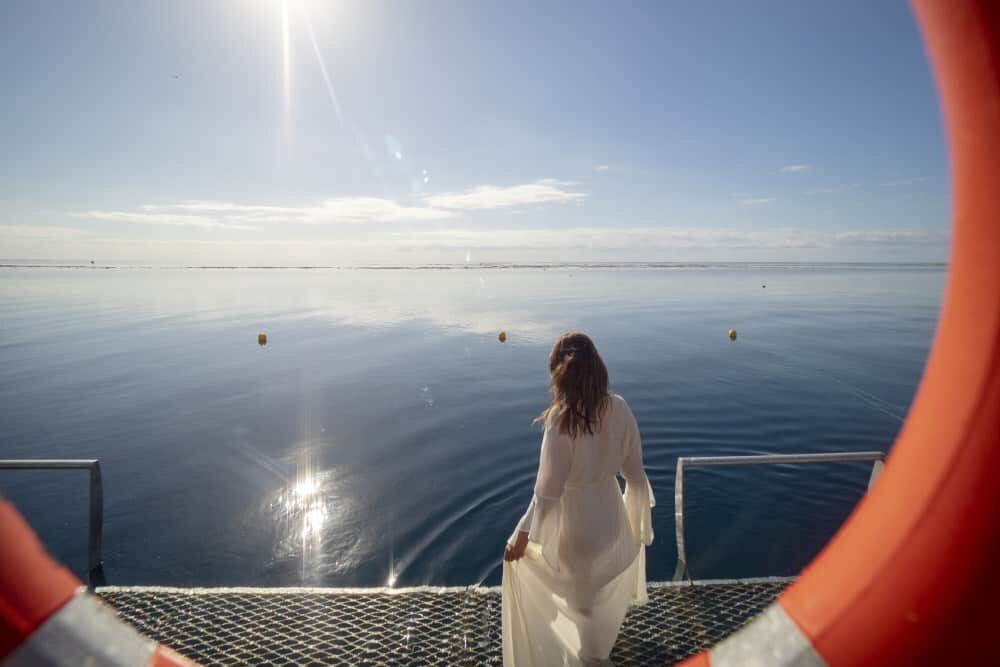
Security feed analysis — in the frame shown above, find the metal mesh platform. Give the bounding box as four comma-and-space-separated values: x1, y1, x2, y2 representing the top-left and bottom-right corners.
99, 578, 789, 665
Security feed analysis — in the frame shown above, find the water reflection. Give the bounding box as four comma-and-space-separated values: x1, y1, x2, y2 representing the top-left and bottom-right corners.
0, 265, 943, 350
294, 476, 320, 501
272, 457, 340, 579
0, 265, 945, 586
302, 505, 327, 540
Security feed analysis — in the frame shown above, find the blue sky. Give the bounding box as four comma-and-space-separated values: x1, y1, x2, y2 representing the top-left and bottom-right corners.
0, 1, 948, 264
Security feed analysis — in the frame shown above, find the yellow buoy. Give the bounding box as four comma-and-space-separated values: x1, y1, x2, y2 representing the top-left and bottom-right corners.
258, 332, 268, 346
728, 328, 737, 341
498, 331, 507, 343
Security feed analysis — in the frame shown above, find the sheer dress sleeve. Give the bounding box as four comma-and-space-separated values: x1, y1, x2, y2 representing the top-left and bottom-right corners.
620, 402, 655, 546
507, 418, 572, 571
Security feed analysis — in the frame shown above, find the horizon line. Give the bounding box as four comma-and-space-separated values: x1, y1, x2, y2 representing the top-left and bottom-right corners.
0, 260, 949, 271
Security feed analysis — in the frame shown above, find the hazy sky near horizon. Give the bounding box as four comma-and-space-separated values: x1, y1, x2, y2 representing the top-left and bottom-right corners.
1, 1, 949, 264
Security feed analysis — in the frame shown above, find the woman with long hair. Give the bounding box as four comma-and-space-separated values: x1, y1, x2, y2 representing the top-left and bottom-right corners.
502, 332, 655, 666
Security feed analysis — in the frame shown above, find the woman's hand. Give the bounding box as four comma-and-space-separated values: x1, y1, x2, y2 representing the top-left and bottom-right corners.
504, 530, 530, 562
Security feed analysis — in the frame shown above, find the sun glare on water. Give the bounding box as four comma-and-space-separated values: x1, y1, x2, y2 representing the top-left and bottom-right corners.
302, 505, 327, 539
293, 476, 319, 499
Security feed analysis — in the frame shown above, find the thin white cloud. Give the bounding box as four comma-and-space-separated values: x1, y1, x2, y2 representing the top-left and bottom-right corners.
593, 164, 611, 172
300, 198, 452, 223
882, 177, 927, 187
804, 183, 861, 196
76, 210, 257, 230
830, 230, 946, 246
739, 198, 775, 205
0, 224, 95, 240
73, 179, 584, 230
423, 179, 586, 210
147, 201, 301, 214
781, 164, 811, 173
369, 226, 948, 252
78, 198, 453, 229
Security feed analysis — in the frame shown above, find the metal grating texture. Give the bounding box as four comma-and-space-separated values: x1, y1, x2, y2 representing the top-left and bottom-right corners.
98, 579, 788, 666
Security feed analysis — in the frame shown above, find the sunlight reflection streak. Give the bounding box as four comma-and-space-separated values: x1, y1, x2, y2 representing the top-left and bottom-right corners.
303, 13, 344, 126
281, 0, 292, 121
299, 7, 386, 188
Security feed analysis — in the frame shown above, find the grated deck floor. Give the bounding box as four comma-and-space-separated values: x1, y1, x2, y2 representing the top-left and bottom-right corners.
99, 578, 789, 666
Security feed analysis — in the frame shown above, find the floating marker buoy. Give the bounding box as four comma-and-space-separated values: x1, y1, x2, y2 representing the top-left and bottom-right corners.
728, 329, 737, 341
258, 332, 267, 346
762, 284, 766, 288
498, 331, 507, 343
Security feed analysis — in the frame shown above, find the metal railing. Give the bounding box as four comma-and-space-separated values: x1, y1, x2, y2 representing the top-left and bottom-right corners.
0, 459, 105, 590
673, 451, 886, 582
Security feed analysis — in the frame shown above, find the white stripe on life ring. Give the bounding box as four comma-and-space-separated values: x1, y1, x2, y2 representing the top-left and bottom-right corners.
2, 590, 155, 667
710, 603, 828, 667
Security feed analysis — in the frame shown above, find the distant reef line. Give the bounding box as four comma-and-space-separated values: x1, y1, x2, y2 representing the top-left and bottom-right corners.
0, 261, 947, 271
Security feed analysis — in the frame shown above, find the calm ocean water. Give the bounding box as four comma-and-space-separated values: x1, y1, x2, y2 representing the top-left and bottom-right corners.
0, 264, 943, 587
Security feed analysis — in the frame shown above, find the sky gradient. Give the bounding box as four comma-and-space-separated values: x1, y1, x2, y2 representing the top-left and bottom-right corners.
1, 1, 949, 264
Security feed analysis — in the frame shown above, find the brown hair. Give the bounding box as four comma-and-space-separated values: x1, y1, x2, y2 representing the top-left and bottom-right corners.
534, 332, 611, 438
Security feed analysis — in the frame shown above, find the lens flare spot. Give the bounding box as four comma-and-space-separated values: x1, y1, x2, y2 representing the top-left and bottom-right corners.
385, 135, 404, 161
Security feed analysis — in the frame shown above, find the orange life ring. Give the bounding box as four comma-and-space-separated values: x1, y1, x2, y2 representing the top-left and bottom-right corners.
681, 1, 1000, 664
0, 499, 195, 666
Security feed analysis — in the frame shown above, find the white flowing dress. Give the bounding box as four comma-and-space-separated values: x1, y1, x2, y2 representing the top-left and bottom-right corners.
502, 394, 655, 666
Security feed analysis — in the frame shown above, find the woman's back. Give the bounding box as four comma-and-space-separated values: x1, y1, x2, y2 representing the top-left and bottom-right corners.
549, 395, 647, 585
559, 394, 639, 488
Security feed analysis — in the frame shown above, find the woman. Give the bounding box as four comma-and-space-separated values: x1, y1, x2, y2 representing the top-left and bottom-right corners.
502, 332, 655, 666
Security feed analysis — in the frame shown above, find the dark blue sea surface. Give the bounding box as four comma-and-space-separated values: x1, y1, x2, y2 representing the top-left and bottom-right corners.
0, 264, 944, 586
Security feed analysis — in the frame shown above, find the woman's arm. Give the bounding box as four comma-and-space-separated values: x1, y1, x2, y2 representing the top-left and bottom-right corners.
620, 410, 645, 485
619, 401, 656, 545
504, 424, 572, 563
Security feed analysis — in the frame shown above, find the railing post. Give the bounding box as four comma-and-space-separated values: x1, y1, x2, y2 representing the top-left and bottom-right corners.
87, 461, 105, 590
868, 459, 885, 490
673, 458, 688, 582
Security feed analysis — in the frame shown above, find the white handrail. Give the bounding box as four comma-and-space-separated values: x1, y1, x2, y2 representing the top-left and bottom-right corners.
0, 459, 105, 590
673, 451, 886, 582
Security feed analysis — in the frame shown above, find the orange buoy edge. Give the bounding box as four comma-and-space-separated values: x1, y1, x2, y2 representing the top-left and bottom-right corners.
498, 331, 507, 343
258, 332, 267, 346
728, 329, 737, 341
